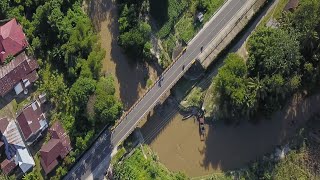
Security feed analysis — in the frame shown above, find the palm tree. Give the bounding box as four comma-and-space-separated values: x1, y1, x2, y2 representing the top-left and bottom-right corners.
246, 75, 267, 101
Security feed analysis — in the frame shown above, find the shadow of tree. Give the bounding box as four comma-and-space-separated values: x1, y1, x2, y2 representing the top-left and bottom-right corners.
201, 93, 320, 171
86, 0, 163, 110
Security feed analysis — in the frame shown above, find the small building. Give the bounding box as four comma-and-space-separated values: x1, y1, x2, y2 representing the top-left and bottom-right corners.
16, 100, 48, 145
0, 18, 28, 63
0, 117, 35, 175
284, 0, 299, 12
40, 122, 72, 174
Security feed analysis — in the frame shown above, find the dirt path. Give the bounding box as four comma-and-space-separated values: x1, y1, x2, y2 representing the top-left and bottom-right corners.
84, 0, 160, 109
140, 93, 320, 177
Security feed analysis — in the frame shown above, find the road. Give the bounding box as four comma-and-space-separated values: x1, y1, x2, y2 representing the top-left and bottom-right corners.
64, 0, 248, 179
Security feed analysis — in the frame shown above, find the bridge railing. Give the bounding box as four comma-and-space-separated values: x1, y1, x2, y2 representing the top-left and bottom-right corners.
200, 0, 267, 66
111, 46, 188, 131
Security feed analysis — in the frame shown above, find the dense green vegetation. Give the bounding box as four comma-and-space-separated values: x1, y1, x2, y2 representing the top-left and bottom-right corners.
117, 0, 152, 60
183, 87, 203, 107
210, 0, 320, 121
113, 145, 187, 180
151, 0, 188, 39
1, 0, 122, 178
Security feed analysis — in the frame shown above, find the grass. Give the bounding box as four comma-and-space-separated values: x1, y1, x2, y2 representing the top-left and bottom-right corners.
146, 79, 153, 88
162, 34, 177, 58
174, 0, 225, 43
175, 14, 196, 43
258, 0, 290, 29
111, 147, 127, 164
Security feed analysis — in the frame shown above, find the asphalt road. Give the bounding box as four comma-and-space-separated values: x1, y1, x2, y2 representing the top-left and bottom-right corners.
64, 0, 247, 179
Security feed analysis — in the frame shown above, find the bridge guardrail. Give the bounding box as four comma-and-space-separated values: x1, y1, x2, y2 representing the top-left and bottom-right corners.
111, 46, 187, 131
200, 0, 266, 66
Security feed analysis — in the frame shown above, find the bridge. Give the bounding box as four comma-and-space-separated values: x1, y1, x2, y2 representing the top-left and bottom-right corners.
64, 0, 266, 179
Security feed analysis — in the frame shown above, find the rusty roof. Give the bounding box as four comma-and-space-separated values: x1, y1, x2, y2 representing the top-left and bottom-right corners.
0, 158, 17, 175
0, 51, 38, 96
16, 101, 45, 141
49, 121, 72, 157
40, 139, 63, 174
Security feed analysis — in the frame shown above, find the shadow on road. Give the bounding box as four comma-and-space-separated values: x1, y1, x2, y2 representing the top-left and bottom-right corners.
66, 131, 113, 180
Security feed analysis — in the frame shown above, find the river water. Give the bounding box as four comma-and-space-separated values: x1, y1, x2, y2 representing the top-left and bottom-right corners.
140, 92, 320, 177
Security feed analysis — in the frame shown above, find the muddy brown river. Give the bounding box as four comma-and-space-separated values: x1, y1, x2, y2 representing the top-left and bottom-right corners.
140, 93, 320, 177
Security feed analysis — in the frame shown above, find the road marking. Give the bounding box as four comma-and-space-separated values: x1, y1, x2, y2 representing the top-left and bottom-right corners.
112, 0, 245, 144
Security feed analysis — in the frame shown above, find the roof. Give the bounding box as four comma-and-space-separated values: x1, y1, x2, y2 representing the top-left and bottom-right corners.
49, 121, 72, 157
0, 19, 28, 63
40, 139, 63, 174
16, 148, 35, 173
0, 117, 9, 133
40, 121, 72, 174
0, 51, 39, 96
284, 0, 299, 11
1, 159, 17, 175
4, 120, 25, 148
16, 101, 46, 141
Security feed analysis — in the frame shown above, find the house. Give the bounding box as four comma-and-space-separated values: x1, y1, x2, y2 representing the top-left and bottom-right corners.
284, 0, 299, 12
16, 100, 48, 145
0, 51, 39, 96
0, 117, 35, 175
0, 18, 28, 63
0, 18, 39, 97
40, 121, 72, 174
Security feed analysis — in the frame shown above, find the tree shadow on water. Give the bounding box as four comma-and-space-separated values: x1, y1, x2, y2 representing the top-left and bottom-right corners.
201, 93, 320, 171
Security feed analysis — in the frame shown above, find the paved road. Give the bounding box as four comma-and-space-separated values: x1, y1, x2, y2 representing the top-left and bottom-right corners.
64, 0, 248, 179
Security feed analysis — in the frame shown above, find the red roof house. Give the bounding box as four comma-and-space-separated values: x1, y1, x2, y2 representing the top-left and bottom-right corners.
40, 122, 72, 174
16, 100, 48, 144
0, 19, 28, 63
